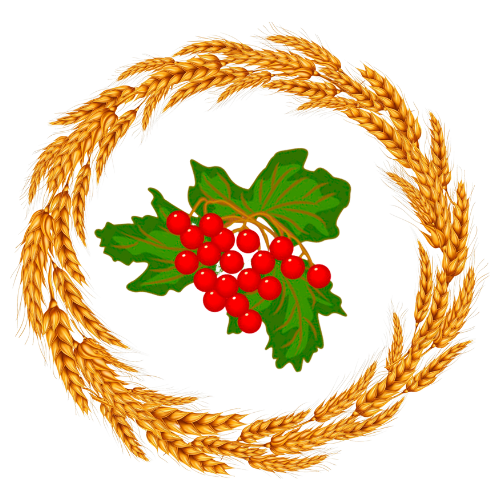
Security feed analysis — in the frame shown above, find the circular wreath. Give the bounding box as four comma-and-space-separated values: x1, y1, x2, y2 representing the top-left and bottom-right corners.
21, 30, 475, 474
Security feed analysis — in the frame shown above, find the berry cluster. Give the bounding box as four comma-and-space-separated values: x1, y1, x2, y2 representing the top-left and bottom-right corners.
166, 210, 331, 333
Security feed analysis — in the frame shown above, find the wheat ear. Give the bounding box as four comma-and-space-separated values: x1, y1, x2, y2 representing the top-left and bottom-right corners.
13, 23, 489, 478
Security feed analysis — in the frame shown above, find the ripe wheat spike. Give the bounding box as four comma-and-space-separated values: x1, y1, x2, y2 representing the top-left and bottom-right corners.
20, 29, 478, 475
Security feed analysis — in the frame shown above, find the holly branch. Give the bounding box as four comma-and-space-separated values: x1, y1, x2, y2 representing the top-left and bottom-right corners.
96, 149, 349, 370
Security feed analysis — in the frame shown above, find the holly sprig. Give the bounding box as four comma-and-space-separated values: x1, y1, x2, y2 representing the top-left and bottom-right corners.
95, 148, 350, 371
188, 148, 350, 262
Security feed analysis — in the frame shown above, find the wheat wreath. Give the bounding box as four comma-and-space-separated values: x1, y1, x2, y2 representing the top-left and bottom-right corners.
20, 29, 478, 474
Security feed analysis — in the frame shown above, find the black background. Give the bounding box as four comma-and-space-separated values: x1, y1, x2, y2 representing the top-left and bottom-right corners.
9, 13, 493, 491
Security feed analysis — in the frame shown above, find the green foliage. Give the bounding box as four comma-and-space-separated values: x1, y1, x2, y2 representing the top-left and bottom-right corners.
96, 149, 350, 371
188, 148, 350, 243
95, 189, 211, 296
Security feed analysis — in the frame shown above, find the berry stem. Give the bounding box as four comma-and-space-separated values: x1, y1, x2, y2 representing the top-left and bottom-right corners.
251, 212, 313, 266
254, 297, 265, 309
191, 197, 313, 265
191, 197, 243, 219
222, 215, 272, 250
232, 223, 248, 234
189, 197, 208, 217
294, 241, 312, 266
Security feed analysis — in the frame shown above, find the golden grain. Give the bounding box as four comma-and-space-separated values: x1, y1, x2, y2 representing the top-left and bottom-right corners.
21, 31, 476, 475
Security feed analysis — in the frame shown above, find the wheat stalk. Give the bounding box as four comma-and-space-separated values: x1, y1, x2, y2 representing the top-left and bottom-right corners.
20, 30, 478, 475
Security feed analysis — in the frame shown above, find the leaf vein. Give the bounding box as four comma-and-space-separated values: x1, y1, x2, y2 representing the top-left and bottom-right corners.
304, 318, 318, 340
302, 183, 327, 199
240, 193, 252, 213
270, 213, 306, 234
261, 162, 285, 209
281, 279, 304, 351
275, 303, 297, 332
285, 208, 327, 229
273, 177, 305, 205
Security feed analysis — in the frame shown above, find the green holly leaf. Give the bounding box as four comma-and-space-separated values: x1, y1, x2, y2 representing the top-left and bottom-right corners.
95, 188, 207, 296
188, 148, 350, 243
227, 261, 346, 372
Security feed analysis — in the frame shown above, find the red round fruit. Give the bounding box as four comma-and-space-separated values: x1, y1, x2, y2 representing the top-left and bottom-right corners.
251, 251, 275, 275
237, 268, 261, 292
166, 210, 190, 235
203, 290, 226, 312
193, 268, 217, 292
175, 251, 198, 275
281, 256, 305, 279
180, 225, 204, 249
200, 213, 223, 237
220, 250, 244, 274
238, 310, 262, 333
226, 293, 250, 317
197, 242, 221, 266
307, 264, 331, 288
258, 276, 282, 300
237, 229, 260, 253
270, 236, 294, 260
211, 228, 235, 252
215, 274, 239, 298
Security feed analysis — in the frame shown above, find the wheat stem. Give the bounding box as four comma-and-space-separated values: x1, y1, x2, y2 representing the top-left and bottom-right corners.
21, 31, 476, 475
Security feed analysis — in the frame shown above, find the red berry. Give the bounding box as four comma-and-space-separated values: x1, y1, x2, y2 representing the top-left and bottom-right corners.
203, 290, 226, 312
211, 228, 235, 252
220, 250, 244, 274
166, 210, 190, 235
237, 268, 261, 292
226, 293, 250, 317
180, 225, 204, 249
251, 251, 275, 275
237, 229, 260, 253
281, 256, 305, 279
200, 213, 223, 237
193, 268, 217, 292
270, 236, 294, 260
238, 310, 262, 333
197, 242, 221, 266
215, 274, 239, 298
175, 251, 198, 275
307, 264, 331, 288
258, 276, 282, 300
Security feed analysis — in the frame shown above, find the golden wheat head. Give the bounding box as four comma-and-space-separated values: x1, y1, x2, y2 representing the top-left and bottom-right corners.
13, 23, 488, 478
